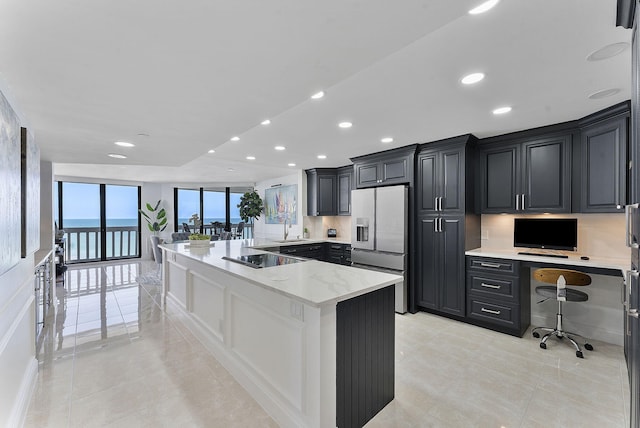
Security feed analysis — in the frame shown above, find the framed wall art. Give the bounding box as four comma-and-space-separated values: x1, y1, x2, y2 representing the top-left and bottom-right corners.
0, 90, 21, 274
264, 184, 298, 224
21, 127, 40, 257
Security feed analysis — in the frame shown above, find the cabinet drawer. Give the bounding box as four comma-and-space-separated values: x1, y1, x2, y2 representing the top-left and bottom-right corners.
468, 274, 518, 301
467, 298, 519, 329
467, 257, 518, 275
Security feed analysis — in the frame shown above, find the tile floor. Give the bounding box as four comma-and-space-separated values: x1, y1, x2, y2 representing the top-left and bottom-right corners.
25, 260, 629, 427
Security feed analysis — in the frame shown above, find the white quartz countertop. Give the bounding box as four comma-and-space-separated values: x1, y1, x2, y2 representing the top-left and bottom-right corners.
466, 248, 629, 276
160, 239, 400, 307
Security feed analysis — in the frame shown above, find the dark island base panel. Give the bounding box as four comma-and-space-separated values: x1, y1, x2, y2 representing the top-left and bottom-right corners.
336, 285, 395, 428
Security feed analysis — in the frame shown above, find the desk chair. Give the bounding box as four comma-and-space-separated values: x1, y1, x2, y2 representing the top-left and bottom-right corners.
182, 223, 191, 233
531, 268, 593, 358
171, 232, 190, 241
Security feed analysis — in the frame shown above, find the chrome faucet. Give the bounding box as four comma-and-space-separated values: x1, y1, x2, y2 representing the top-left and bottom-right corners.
283, 219, 289, 240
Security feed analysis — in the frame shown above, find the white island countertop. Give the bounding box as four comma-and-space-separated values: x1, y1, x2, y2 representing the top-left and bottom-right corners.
160, 239, 401, 307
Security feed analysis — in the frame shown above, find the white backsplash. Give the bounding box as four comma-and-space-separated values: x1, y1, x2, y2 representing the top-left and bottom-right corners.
304, 216, 352, 241
480, 213, 629, 259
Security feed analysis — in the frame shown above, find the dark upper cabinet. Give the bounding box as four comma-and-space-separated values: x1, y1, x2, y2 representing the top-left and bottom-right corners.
417, 143, 466, 214
306, 169, 337, 216
522, 135, 571, 212
578, 106, 629, 213
482, 145, 518, 213
337, 166, 353, 216
480, 132, 572, 213
351, 146, 417, 189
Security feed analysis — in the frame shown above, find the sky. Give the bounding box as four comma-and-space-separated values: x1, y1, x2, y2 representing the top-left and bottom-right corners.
62, 183, 138, 219
59, 183, 244, 221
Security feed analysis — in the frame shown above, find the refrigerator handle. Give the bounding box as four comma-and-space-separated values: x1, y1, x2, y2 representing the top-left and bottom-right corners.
515, 194, 519, 211
625, 204, 639, 248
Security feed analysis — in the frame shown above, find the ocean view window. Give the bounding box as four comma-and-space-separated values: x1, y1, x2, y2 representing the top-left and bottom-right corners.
57, 181, 141, 262
175, 186, 253, 238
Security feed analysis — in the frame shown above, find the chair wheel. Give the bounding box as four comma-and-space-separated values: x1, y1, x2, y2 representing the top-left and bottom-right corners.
576, 351, 584, 358
584, 343, 594, 351
533, 332, 540, 338
540, 343, 546, 349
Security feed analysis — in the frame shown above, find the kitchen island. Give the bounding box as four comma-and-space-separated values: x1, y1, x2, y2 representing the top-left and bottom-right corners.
159, 239, 402, 428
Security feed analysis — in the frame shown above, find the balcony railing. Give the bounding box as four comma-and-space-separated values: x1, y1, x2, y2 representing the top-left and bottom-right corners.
64, 226, 139, 262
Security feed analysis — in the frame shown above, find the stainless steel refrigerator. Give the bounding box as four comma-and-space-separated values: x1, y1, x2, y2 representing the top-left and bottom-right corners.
626, 203, 640, 427
351, 185, 408, 313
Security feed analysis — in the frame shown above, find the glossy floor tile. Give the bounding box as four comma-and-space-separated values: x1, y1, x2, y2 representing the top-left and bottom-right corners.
25, 260, 628, 427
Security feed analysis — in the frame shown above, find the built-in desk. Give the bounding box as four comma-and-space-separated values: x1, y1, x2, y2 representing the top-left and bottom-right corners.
465, 249, 628, 338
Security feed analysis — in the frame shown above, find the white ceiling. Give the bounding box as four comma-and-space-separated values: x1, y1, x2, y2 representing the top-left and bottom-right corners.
0, 0, 632, 184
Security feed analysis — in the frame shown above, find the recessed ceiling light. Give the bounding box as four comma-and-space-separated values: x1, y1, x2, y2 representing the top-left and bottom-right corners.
317, 155, 327, 159
274, 145, 286, 151
108, 153, 127, 159
114, 141, 135, 147
586, 42, 629, 61
208, 149, 215, 154
230, 136, 240, 141
381, 137, 394, 143
261, 119, 271, 125
588, 88, 621, 99
228, 168, 235, 172
469, 0, 499, 14
288, 163, 296, 167
492, 106, 512, 115
311, 91, 325, 99
136, 133, 150, 137
246, 156, 256, 160
338, 122, 353, 129
461, 72, 485, 85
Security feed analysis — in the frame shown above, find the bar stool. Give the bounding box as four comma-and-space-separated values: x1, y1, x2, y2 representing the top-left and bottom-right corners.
531, 268, 594, 358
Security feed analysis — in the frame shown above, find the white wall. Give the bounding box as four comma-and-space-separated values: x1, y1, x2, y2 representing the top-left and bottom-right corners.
481, 213, 628, 345
0, 79, 38, 427
254, 171, 306, 240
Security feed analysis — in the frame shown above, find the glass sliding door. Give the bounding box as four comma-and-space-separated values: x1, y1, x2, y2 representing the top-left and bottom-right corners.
203, 189, 225, 236
61, 182, 102, 262
105, 185, 140, 259
176, 188, 201, 233
230, 187, 252, 238
59, 182, 141, 263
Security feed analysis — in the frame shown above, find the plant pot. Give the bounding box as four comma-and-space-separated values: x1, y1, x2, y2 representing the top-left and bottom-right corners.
188, 240, 211, 248
303, 232, 310, 239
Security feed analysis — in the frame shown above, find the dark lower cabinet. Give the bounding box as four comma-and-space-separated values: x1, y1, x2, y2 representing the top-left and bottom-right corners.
417, 215, 465, 317
278, 242, 351, 265
465, 256, 530, 337
336, 285, 394, 428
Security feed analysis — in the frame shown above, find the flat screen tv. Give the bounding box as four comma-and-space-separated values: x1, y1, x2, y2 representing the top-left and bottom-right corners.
513, 218, 577, 251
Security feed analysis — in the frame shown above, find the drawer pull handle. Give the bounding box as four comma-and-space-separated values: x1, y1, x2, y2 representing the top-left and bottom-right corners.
480, 282, 501, 289
481, 307, 501, 315
479, 262, 502, 268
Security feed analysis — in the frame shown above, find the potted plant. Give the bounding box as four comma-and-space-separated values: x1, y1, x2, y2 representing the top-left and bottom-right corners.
139, 200, 168, 262
303, 227, 310, 239
237, 190, 264, 232
139, 200, 168, 235
188, 233, 211, 248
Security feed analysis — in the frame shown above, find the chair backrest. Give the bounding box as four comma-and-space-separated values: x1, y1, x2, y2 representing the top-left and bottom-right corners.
171, 232, 190, 242
533, 268, 591, 286
182, 223, 190, 232
236, 221, 244, 233
150, 235, 162, 264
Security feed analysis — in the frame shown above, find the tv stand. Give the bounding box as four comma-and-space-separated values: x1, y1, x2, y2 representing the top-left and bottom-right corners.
517, 251, 568, 259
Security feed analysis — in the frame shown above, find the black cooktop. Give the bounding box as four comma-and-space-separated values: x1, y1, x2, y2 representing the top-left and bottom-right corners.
222, 253, 307, 269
